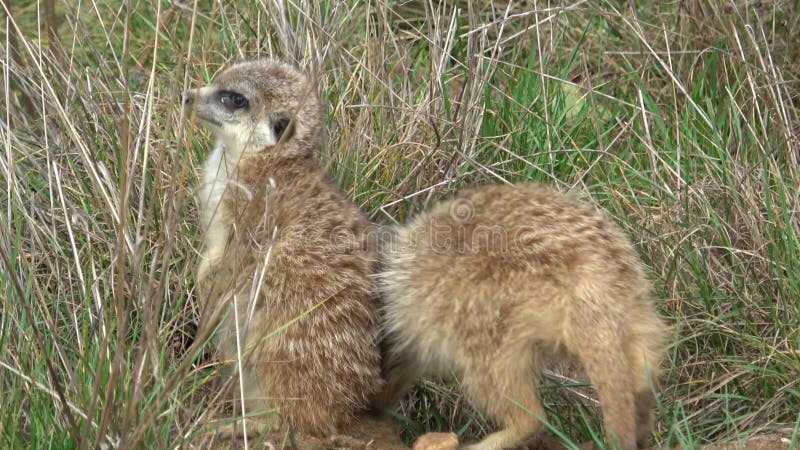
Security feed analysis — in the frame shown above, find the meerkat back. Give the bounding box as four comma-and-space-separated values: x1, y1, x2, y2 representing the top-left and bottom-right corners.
183, 60, 382, 437
378, 183, 669, 450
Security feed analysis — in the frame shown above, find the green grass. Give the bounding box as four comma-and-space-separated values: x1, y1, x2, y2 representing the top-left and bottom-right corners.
2, 0, 799, 448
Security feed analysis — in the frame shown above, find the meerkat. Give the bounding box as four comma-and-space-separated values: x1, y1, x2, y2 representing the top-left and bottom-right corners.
182, 59, 382, 437
376, 183, 670, 450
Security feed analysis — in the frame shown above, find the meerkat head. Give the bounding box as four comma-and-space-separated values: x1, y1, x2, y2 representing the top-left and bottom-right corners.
183, 59, 324, 158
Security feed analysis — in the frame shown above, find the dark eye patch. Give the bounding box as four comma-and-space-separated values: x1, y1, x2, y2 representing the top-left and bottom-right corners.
272, 115, 294, 142
219, 91, 249, 110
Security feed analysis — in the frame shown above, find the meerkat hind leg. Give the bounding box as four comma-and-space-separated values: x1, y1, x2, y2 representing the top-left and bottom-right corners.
460, 357, 545, 450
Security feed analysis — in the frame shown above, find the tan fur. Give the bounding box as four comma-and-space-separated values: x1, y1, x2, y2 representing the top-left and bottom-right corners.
183, 60, 382, 436
376, 184, 670, 450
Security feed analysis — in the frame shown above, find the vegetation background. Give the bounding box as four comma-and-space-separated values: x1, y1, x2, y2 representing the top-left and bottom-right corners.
1, 0, 798, 448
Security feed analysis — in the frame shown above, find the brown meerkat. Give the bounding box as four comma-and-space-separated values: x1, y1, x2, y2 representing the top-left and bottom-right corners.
183, 59, 382, 437
376, 183, 670, 450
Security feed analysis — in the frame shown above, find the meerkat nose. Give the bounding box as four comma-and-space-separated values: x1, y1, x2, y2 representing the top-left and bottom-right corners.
182, 90, 195, 107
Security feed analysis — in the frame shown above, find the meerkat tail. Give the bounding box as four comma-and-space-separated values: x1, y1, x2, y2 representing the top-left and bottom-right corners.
565, 292, 639, 450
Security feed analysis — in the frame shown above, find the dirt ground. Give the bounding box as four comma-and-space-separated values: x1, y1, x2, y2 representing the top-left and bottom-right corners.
698, 430, 795, 450
198, 414, 407, 449
201, 419, 795, 449
408, 430, 795, 450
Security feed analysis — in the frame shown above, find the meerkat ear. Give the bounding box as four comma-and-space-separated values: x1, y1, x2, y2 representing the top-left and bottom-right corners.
272, 115, 294, 142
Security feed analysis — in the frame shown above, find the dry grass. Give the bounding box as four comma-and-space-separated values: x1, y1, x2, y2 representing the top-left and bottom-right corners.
1, 0, 798, 448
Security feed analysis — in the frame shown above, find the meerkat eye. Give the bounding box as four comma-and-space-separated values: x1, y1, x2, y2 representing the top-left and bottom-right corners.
219, 91, 249, 110
272, 115, 292, 141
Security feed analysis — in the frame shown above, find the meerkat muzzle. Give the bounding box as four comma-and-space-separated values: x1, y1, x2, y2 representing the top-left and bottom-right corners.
182, 90, 196, 108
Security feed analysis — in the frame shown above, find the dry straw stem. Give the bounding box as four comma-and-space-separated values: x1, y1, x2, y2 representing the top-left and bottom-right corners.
1, 0, 799, 448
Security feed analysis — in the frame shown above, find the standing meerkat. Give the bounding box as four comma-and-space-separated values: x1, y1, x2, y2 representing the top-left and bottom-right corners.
183, 59, 382, 437
376, 183, 670, 450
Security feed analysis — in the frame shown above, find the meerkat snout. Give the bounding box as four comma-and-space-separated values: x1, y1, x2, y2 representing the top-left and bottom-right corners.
181, 90, 195, 107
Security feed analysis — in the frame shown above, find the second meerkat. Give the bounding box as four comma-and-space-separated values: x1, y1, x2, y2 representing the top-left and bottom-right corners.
183, 60, 382, 435
376, 184, 670, 450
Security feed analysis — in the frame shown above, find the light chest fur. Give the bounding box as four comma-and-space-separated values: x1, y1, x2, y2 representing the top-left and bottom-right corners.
195, 141, 234, 280
195, 134, 273, 281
